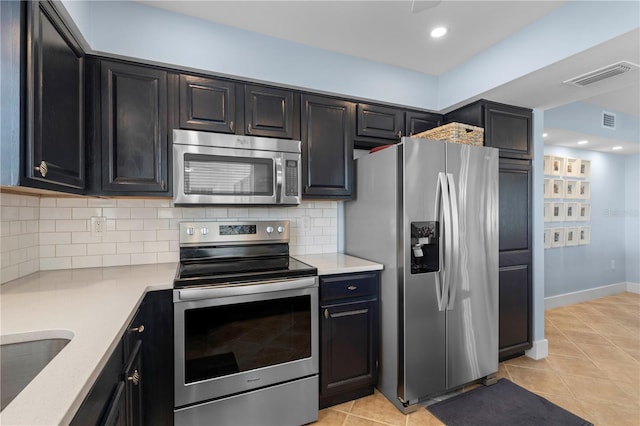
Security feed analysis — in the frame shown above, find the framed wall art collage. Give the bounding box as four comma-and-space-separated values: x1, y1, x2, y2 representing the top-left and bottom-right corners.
543, 155, 591, 249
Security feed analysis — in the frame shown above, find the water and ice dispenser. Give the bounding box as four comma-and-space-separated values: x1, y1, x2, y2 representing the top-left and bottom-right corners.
410, 221, 439, 274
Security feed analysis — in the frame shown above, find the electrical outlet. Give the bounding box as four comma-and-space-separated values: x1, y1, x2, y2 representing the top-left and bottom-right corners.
91, 216, 107, 237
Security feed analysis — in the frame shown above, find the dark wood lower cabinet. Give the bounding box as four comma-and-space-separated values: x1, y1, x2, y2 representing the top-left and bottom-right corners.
71, 290, 173, 425
319, 272, 379, 409
498, 159, 532, 360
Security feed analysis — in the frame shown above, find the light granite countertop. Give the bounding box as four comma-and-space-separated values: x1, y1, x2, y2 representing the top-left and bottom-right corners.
293, 253, 383, 275
0, 263, 177, 426
0, 253, 381, 425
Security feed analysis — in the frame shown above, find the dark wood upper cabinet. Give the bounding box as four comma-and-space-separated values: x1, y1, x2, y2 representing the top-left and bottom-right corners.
244, 85, 299, 139
405, 111, 442, 136
444, 100, 532, 159
301, 95, 354, 199
100, 60, 169, 194
356, 103, 404, 140
25, 0, 84, 191
485, 105, 532, 159
178, 75, 237, 134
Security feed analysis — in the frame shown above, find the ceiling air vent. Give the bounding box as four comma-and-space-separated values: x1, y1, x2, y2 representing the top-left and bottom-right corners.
603, 111, 616, 129
563, 61, 638, 87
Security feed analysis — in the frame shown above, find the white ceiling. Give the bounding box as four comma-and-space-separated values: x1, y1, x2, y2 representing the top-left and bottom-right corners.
141, 0, 639, 152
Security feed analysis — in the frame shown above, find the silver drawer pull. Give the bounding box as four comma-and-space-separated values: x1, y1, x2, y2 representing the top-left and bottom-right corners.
129, 325, 145, 333
127, 369, 140, 386
34, 160, 48, 177
347, 285, 357, 291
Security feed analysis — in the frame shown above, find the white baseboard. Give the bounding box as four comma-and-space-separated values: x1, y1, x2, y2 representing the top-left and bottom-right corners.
544, 282, 631, 310
525, 339, 548, 360
627, 282, 640, 294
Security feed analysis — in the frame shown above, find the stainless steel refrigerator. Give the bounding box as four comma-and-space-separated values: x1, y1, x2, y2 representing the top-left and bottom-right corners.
344, 137, 499, 413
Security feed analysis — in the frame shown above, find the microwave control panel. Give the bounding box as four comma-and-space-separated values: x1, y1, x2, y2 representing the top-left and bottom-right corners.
285, 160, 298, 196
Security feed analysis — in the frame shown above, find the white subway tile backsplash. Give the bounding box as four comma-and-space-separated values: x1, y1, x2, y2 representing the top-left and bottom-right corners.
87, 243, 116, 256
40, 232, 72, 245
131, 253, 157, 265
116, 199, 146, 208
1, 193, 339, 281
56, 244, 87, 257
40, 207, 72, 220
55, 219, 87, 232
56, 198, 88, 208
72, 255, 102, 269
40, 256, 71, 270
72, 207, 102, 219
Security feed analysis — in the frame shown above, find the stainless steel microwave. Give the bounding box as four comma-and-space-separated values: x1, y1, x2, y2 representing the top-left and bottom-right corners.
172, 129, 302, 205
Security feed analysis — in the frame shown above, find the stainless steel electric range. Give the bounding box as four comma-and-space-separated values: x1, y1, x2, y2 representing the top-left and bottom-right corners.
172, 220, 319, 426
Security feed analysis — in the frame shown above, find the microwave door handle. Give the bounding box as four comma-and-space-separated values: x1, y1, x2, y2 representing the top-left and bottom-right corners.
275, 156, 283, 203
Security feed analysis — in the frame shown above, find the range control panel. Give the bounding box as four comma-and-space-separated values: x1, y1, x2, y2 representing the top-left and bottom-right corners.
179, 221, 289, 246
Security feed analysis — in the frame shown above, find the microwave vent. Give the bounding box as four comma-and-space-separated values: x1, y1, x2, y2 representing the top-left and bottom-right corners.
602, 111, 616, 129
563, 61, 638, 87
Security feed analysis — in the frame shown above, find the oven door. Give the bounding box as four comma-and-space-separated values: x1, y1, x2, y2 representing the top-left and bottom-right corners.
173, 276, 318, 408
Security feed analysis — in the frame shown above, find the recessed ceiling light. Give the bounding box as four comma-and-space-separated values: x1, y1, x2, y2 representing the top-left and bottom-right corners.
430, 26, 447, 38
542, 133, 548, 138
577, 140, 588, 145
612, 146, 623, 150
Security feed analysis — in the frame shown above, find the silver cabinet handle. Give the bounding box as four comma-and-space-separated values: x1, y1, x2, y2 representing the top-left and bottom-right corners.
34, 160, 48, 177
127, 369, 140, 386
347, 285, 357, 291
324, 309, 328, 319
397, 130, 403, 139
247, 123, 252, 133
230, 120, 234, 132
129, 325, 144, 333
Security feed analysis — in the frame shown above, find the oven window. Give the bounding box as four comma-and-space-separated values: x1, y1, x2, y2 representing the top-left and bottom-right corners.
183, 295, 311, 383
183, 154, 273, 196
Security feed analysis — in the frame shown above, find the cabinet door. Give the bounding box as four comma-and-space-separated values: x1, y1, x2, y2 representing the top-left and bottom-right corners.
101, 61, 168, 193
26, 0, 84, 190
245, 85, 299, 139
405, 111, 442, 136
498, 159, 532, 359
356, 103, 404, 140
101, 382, 126, 426
485, 104, 532, 160
320, 300, 377, 400
139, 290, 173, 426
179, 75, 237, 133
124, 340, 143, 426
301, 95, 354, 199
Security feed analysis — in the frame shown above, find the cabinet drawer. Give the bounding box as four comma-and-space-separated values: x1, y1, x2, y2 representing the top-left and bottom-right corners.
320, 272, 378, 303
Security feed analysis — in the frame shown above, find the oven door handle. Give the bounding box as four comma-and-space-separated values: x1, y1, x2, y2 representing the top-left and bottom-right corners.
175, 276, 318, 301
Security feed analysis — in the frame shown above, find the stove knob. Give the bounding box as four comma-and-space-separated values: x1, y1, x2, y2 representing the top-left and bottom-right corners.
200, 227, 209, 236
277, 226, 285, 233
186, 227, 194, 236
266, 226, 274, 234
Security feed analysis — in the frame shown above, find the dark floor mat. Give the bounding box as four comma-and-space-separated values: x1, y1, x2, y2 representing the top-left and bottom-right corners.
427, 379, 593, 426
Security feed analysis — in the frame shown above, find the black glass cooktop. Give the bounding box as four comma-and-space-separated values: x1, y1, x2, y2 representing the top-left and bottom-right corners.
174, 243, 316, 288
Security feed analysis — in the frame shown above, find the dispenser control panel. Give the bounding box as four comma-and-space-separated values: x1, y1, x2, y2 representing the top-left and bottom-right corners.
410, 221, 439, 274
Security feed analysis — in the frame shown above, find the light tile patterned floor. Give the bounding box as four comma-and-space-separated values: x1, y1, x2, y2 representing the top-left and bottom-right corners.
314, 292, 640, 426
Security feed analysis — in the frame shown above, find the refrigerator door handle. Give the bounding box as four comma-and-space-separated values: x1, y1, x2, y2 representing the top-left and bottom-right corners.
445, 173, 460, 310
435, 172, 451, 311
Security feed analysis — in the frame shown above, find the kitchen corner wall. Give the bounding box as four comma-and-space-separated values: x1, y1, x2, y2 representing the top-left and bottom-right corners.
1, 191, 338, 285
